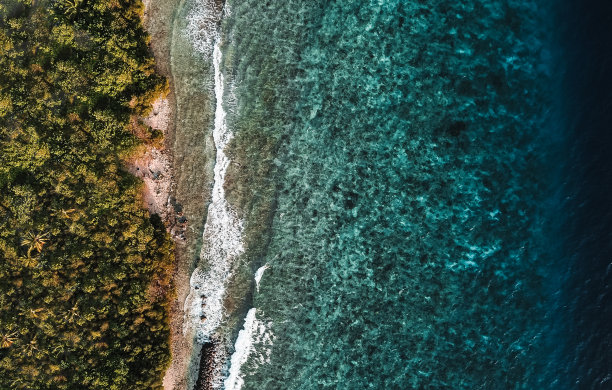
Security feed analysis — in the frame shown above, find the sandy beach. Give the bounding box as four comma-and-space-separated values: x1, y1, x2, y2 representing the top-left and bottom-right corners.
139, 0, 220, 388
139, 1, 197, 389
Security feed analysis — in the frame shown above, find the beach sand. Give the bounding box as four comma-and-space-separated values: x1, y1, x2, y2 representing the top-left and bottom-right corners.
140, 0, 219, 388
140, 1, 197, 389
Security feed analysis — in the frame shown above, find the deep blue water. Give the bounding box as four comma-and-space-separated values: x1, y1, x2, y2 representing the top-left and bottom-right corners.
555, 1, 612, 387
206, 0, 612, 388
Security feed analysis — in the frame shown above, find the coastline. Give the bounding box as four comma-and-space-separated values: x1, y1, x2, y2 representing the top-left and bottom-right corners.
140, 1, 196, 389
3, 0, 595, 388
138, 1, 282, 388
103, 1, 610, 388
141, 0, 220, 388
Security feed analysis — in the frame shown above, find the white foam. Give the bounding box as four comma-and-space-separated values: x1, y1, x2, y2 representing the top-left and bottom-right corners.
183, 11, 244, 366
184, 0, 224, 56
224, 309, 274, 390
254, 264, 269, 293
182, 3, 269, 389
224, 309, 256, 390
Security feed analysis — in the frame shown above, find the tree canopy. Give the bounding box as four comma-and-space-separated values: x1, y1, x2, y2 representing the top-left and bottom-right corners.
0, 0, 173, 388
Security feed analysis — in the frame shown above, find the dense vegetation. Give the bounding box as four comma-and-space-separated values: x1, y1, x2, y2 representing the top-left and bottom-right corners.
0, 0, 173, 388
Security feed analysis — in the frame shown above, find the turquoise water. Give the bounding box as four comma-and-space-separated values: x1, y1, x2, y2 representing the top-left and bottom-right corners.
217, 0, 567, 388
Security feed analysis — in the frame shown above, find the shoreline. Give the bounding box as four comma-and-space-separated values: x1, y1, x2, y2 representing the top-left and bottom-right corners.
139, 1, 275, 388
141, 0, 221, 388
140, 1, 197, 389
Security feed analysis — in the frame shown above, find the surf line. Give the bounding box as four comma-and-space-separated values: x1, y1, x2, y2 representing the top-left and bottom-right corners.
224, 265, 272, 390
183, 5, 244, 386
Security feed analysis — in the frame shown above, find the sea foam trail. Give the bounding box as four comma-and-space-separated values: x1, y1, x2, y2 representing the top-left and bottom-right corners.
254, 264, 268, 293
224, 267, 274, 390
224, 308, 257, 390
224, 310, 274, 390
183, 6, 243, 373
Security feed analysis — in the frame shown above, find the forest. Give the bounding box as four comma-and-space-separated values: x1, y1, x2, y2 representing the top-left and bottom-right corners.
0, 0, 174, 388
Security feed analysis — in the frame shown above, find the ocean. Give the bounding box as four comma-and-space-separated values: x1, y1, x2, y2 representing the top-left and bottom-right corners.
553, 1, 612, 388
177, 0, 612, 388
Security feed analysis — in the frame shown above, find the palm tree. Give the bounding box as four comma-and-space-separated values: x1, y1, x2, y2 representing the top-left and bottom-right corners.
66, 303, 80, 323
0, 330, 17, 348
9, 377, 25, 389
18, 307, 43, 320
21, 231, 49, 257
61, 0, 82, 18
51, 343, 65, 355
19, 256, 38, 269
22, 337, 38, 357
51, 208, 76, 220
